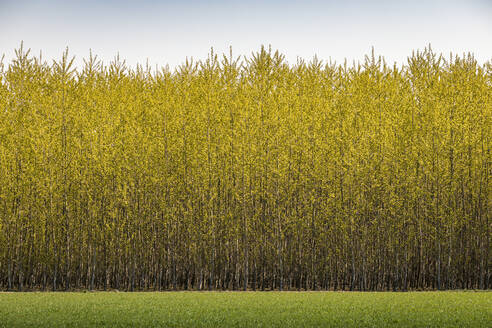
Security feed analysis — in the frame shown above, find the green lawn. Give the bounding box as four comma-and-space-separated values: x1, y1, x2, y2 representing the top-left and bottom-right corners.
0, 291, 490, 327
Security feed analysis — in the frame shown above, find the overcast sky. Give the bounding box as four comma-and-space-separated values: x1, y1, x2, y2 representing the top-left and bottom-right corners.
1, 0, 491, 69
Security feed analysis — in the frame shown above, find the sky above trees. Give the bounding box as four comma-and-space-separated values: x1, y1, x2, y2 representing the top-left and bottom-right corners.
1, 0, 491, 68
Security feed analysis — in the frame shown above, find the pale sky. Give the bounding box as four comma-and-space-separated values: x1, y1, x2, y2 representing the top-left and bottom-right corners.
1, 0, 491, 69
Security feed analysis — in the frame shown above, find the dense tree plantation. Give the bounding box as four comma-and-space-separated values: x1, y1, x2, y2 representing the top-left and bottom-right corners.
0, 45, 490, 292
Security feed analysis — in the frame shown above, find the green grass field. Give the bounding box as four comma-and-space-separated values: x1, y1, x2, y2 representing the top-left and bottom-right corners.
0, 291, 490, 327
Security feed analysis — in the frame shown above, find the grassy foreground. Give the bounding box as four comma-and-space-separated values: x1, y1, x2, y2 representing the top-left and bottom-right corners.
0, 291, 490, 327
